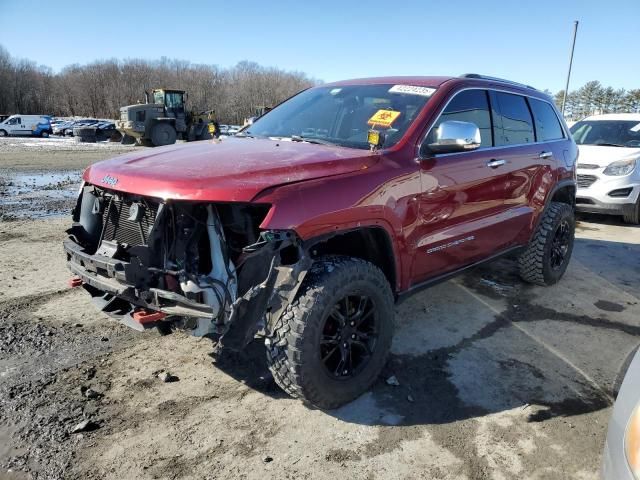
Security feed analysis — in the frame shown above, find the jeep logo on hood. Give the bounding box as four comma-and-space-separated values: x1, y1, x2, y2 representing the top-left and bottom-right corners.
102, 175, 118, 187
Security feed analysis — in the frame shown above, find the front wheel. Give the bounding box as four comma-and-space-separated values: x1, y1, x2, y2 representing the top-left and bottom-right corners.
150, 123, 177, 147
266, 256, 394, 409
518, 202, 575, 286
623, 198, 640, 225
0, 130, 7, 137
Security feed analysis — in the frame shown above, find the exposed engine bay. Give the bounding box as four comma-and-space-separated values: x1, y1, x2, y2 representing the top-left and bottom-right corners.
63, 184, 310, 350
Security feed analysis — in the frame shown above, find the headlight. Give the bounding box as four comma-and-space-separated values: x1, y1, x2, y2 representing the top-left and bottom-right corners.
603, 159, 637, 176
626, 405, 640, 478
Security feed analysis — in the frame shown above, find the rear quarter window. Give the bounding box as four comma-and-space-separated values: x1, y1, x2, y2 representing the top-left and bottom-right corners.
529, 98, 564, 141
492, 92, 535, 146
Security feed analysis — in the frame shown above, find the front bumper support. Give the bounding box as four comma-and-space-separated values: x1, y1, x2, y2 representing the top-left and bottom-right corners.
63, 239, 214, 320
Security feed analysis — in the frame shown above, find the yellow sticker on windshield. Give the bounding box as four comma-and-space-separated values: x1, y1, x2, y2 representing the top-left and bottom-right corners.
367, 109, 401, 128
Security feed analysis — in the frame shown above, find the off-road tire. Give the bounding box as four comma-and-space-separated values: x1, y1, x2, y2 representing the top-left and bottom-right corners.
73, 127, 97, 143
150, 123, 177, 147
196, 130, 212, 141
623, 198, 640, 225
518, 201, 575, 286
265, 256, 394, 409
137, 138, 154, 147
120, 133, 136, 145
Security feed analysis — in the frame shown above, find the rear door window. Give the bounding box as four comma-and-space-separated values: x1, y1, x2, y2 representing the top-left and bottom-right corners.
528, 98, 564, 141
427, 89, 493, 148
492, 92, 535, 145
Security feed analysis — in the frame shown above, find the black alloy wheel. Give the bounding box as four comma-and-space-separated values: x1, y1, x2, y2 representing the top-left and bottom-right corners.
320, 295, 379, 379
550, 219, 571, 270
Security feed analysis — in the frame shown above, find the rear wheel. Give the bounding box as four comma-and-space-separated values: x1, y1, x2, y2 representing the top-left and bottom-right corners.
623, 198, 640, 224
120, 133, 136, 145
137, 138, 153, 147
518, 202, 575, 286
151, 123, 177, 147
266, 256, 394, 409
196, 129, 212, 141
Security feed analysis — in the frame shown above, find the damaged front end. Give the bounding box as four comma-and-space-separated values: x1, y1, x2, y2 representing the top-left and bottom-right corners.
64, 184, 310, 350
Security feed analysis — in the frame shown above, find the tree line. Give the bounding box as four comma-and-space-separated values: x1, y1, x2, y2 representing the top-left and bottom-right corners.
1, 44, 639, 123
553, 81, 640, 120
0, 45, 317, 124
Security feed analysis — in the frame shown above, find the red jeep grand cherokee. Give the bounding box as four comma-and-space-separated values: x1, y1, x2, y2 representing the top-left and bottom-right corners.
64, 74, 577, 408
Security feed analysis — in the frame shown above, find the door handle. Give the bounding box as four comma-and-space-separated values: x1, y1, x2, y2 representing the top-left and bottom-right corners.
539, 151, 553, 159
486, 159, 505, 168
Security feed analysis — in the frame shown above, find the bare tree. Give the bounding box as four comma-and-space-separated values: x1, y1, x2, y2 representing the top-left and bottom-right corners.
0, 44, 318, 122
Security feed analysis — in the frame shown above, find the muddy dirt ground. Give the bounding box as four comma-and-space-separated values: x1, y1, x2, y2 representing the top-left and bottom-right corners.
1, 136, 639, 479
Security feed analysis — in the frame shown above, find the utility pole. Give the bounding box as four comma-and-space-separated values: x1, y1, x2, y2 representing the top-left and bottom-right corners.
561, 21, 579, 117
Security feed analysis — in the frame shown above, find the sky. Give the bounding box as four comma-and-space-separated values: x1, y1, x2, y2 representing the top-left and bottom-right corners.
0, 0, 638, 93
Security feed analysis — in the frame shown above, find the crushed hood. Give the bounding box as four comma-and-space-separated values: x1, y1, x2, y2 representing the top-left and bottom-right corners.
577, 145, 640, 168
84, 137, 376, 202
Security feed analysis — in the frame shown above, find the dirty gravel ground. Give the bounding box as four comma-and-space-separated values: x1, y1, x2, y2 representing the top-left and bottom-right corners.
1, 137, 640, 479
0, 136, 137, 221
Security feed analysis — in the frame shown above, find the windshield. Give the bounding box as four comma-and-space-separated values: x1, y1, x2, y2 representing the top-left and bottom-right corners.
245, 84, 435, 149
153, 91, 164, 105
570, 120, 640, 147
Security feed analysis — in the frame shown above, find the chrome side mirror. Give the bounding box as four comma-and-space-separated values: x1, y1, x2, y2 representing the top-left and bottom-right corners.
426, 120, 481, 154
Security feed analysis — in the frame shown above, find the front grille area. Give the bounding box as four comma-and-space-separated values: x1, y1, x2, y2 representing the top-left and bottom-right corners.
577, 163, 599, 170
577, 174, 598, 189
101, 197, 159, 246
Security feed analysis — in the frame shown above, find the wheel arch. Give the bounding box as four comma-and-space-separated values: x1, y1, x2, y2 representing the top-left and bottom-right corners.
151, 117, 177, 128
550, 180, 576, 207
304, 226, 398, 294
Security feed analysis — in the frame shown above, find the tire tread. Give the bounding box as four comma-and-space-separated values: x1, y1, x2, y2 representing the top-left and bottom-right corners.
518, 201, 574, 286
266, 255, 393, 409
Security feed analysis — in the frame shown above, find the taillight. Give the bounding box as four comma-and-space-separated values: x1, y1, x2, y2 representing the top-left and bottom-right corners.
625, 404, 640, 478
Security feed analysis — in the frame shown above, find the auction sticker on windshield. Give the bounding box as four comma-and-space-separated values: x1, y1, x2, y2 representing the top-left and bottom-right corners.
368, 109, 401, 128
388, 85, 436, 97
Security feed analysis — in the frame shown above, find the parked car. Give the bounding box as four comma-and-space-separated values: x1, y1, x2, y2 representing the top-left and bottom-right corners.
602, 347, 640, 479
226, 125, 240, 135
571, 113, 640, 224
63, 74, 577, 408
53, 120, 74, 135
0, 114, 51, 137
64, 119, 99, 136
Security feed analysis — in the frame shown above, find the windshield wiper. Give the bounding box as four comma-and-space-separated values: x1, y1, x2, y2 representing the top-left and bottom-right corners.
290, 135, 335, 146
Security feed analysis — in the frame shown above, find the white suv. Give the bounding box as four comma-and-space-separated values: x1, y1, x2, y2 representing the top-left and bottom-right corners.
571, 113, 640, 224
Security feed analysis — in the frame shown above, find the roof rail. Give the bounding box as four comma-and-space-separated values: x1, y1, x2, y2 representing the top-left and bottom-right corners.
459, 73, 538, 91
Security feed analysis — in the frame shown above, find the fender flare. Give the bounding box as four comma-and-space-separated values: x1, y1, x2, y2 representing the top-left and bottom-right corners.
301, 222, 401, 293
533, 178, 577, 233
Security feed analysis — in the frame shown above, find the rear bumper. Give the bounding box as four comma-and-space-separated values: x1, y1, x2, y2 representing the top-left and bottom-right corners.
64, 238, 214, 323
